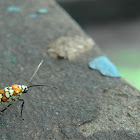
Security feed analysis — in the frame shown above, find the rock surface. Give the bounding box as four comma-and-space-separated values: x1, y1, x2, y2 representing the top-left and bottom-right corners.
0, 0, 139, 140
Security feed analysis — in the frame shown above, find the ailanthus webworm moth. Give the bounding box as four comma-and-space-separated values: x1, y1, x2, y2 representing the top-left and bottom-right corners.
0, 60, 56, 120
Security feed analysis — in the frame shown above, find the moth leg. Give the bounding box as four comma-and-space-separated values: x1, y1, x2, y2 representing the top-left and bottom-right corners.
0, 103, 13, 114
18, 98, 25, 120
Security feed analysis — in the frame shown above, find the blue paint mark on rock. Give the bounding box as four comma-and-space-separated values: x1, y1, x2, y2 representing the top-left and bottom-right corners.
29, 13, 37, 18
42, 101, 45, 104
88, 56, 121, 77
7, 6, 20, 12
93, 86, 98, 89
8, 24, 13, 27
37, 8, 48, 14
4, 51, 16, 63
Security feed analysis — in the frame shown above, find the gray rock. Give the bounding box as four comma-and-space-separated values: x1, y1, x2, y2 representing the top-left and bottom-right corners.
0, 0, 139, 140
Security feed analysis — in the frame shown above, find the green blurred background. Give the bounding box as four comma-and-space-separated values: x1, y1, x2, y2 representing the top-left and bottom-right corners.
57, 0, 140, 90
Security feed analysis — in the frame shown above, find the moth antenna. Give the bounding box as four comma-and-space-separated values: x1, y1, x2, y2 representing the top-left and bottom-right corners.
27, 60, 43, 86
28, 84, 57, 89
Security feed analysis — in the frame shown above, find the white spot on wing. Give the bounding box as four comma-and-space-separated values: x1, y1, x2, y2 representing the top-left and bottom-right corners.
5, 91, 10, 98
0, 94, 2, 99
9, 90, 14, 96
